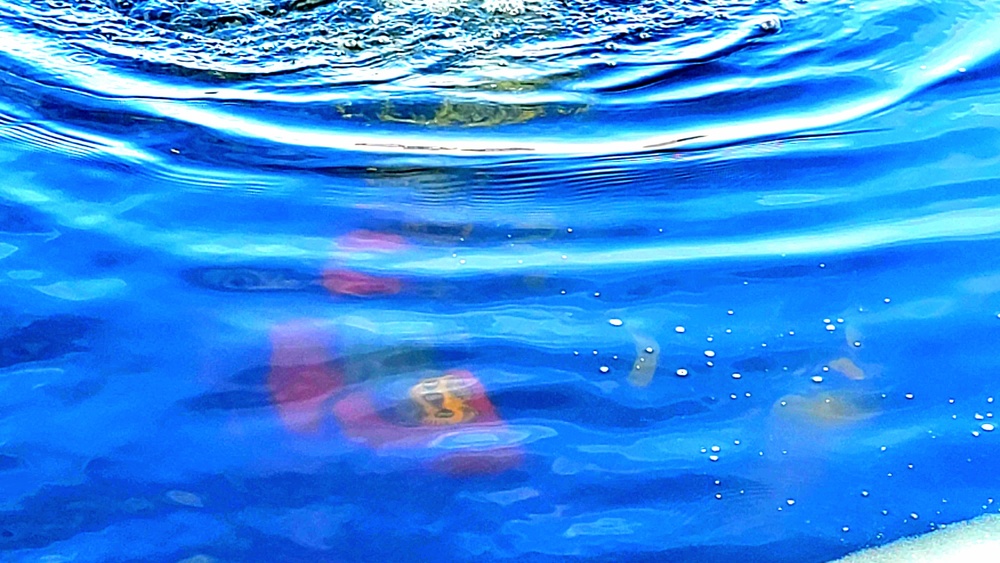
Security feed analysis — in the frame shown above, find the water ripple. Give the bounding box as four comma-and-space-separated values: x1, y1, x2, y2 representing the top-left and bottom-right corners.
0, 0, 997, 158
2, 0, 1000, 560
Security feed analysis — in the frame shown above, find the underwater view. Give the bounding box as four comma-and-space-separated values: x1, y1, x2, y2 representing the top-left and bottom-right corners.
1, 0, 1000, 560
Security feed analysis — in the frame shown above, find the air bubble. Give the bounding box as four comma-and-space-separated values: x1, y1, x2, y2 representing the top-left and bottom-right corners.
608, 318, 623, 327
674, 326, 686, 333
758, 16, 782, 33
675, 368, 688, 377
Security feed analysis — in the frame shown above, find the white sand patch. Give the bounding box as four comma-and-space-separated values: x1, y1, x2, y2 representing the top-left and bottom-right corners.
833, 514, 1000, 562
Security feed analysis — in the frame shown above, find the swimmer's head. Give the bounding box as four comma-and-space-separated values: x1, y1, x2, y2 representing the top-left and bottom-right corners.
408, 374, 479, 426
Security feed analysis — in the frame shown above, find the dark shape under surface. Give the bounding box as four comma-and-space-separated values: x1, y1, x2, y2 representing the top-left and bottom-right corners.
182, 266, 320, 293
0, 315, 96, 369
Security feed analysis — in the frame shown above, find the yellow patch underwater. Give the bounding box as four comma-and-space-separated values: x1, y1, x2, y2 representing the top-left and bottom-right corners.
409, 375, 479, 425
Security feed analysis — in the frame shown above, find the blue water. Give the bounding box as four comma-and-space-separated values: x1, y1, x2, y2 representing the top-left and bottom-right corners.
1, 0, 1000, 560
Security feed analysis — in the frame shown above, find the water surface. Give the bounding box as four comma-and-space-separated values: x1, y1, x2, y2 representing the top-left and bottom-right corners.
1, 0, 999, 560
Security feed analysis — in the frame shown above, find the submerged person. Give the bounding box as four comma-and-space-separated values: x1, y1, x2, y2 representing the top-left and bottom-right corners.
268, 322, 523, 475
229, 226, 548, 474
